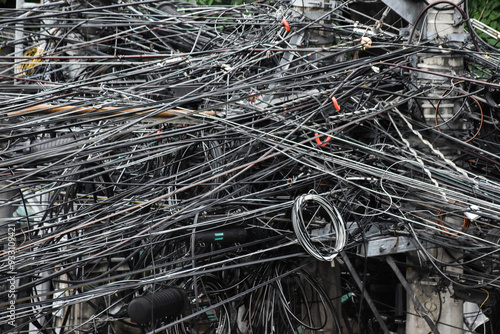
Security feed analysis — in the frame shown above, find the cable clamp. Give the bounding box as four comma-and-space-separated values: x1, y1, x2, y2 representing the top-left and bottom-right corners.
99, 83, 108, 96
360, 36, 371, 50
465, 205, 480, 221
286, 172, 303, 185
221, 63, 232, 73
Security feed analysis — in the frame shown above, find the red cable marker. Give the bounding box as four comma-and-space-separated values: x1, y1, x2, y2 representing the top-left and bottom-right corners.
282, 19, 290, 32
331, 96, 340, 111
315, 133, 331, 147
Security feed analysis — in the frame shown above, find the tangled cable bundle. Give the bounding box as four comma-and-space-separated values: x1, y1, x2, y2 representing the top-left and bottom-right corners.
1, 0, 500, 333
292, 193, 347, 261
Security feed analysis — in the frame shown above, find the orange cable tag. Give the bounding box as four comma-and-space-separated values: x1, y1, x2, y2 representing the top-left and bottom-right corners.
332, 96, 340, 111
315, 133, 331, 147
282, 19, 290, 32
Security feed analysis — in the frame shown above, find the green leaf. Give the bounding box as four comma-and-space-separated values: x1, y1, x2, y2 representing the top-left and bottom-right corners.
489, 11, 499, 21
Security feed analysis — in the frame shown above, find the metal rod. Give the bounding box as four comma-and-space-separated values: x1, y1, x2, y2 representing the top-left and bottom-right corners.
385, 256, 440, 334
340, 252, 390, 334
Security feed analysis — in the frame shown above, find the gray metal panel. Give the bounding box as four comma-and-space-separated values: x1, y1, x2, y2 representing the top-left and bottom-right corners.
291, 0, 325, 8
381, 0, 426, 24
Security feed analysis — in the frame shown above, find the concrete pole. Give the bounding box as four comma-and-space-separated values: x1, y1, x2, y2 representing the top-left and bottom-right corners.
14, 0, 25, 78
408, 1, 465, 333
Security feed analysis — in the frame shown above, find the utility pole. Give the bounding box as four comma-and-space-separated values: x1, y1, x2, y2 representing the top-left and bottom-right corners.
377, 0, 467, 332
408, 0, 465, 333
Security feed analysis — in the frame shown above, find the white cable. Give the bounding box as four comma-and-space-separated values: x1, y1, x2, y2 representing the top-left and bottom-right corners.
291, 193, 347, 262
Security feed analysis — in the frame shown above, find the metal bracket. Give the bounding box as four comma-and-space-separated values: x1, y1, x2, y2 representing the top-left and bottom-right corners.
448, 33, 469, 43
453, 8, 463, 27
357, 236, 437, 257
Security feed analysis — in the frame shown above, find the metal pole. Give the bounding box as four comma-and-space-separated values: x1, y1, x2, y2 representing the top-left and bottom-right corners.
340, 252, 390, 333
386, 256, 440, 334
